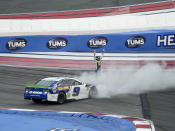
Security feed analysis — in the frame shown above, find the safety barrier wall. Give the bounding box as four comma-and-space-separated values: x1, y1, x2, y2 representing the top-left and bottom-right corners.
0, 29, 175, 53
0, 8, 175, 35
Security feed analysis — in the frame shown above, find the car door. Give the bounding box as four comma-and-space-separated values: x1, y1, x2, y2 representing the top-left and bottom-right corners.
70, 79, 88, 99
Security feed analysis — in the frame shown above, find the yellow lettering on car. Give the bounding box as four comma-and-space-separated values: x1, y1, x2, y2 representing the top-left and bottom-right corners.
57, 87, 63, 90
57, 86, 69, 91
52, 89, 57, 93
63, 86, 69, 90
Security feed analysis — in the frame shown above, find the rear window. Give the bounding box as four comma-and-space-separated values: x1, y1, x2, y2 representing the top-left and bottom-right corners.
35, 80, 55, 86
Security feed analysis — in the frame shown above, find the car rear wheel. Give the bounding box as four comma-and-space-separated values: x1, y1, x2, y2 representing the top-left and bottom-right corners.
88, 87, 97, 98
57, 92, 66, 104
32, 98, 42, 103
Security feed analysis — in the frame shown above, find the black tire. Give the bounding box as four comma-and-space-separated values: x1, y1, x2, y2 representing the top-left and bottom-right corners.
32, 98, 42, 103
57, 92, 66, 104
88, 87, 98, 98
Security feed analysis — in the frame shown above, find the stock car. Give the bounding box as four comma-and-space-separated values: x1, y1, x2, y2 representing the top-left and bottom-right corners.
24, 77, 97, 104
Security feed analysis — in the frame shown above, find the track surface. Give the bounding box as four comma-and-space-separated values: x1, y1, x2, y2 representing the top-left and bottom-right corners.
0, 0, 164, 14
0, 66, 142, 117
0, 66, 175, 130
146, 90, 175, 131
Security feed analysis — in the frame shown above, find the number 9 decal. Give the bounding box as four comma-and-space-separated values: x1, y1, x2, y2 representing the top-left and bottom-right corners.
73, 87, 80, 96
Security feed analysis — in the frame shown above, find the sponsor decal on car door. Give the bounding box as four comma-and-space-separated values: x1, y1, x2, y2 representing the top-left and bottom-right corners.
70, 85, 87, 99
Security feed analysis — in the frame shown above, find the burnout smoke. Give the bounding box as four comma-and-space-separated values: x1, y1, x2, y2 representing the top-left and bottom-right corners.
79, 64, 175, 98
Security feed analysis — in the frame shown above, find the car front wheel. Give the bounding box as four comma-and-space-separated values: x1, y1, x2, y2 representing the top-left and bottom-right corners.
88, 87, 97, 98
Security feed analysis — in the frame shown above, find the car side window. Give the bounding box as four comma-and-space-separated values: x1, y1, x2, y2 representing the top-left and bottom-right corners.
57, 80, 67, 86
57, 79, 82, 86
67, 79, 73, 86
72, 80, 82, 86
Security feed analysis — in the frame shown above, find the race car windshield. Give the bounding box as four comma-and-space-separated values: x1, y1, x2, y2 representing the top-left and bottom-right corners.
35, 80, 55, 86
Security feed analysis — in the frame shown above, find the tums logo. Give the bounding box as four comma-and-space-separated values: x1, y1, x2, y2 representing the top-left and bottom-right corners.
47, 38, 67, 49
125, 36, 145, 48
87, 36, 108, 49
6, 38, 27, 50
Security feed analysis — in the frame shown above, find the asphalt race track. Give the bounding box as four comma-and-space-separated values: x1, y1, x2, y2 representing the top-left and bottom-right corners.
146, 90, 175, 131
1, 66, 175, 130
0, 66, 142, 117
0, 0, 163, 14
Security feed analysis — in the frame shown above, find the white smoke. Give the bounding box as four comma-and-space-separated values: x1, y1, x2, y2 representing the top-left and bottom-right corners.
79, 64, 175, 98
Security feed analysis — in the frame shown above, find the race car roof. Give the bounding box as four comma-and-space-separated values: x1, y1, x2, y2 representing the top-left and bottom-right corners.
42, 77, 77, 81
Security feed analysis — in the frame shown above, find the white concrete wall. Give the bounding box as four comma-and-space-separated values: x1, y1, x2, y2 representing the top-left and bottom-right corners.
0, 8, 175, 36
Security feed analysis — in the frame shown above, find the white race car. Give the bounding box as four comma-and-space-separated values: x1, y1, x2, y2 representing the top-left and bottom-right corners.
24, 77, 97, 104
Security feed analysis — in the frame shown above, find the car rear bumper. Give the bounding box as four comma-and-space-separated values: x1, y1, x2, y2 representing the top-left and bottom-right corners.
24, 93, 58, 102
24, 93, 47, 100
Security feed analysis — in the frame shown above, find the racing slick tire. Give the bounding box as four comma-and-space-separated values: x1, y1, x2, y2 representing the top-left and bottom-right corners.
88, 87, 98, 98
57, 92, 66, 104
32, 98, 42, 103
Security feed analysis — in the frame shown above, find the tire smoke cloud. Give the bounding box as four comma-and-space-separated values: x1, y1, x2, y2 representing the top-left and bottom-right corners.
79, 64, 175, 98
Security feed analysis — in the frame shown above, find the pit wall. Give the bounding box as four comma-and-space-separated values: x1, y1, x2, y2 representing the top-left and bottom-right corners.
0, 30, 175, 53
